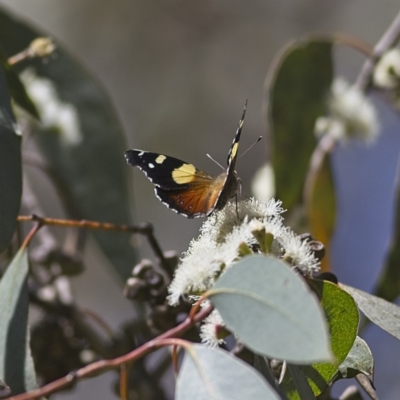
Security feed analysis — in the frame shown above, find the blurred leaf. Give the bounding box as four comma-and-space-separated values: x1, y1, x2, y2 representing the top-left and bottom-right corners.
265, 37, 333, 210
336, 336, 374, 382
287, 365, 316, 400
0, 65, 22, 252
373, 162, 400, 302
0, 49, 39, 118
282, 279, 359, 399
0, 249, 38, 394
307, 154, 336, 271
209, 254, 332, 363
341, 283, 400, 340
176, 344, 280, 400
0, 8, 135, 280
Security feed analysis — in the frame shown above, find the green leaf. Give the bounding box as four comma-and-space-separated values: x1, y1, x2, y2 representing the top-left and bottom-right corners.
282, 279, 359, 399
0, 9, 135, 280
176, 344, 280, 400
0, 65, 22, 253
336, 336, 374, 382
209, 254, 332, 363
0, 49, 39, 119
341, 283, 400, 340
373, 166, 400, 302
0, 249, 38, 394
265, 37, 333, 210
307, 153, 336, 271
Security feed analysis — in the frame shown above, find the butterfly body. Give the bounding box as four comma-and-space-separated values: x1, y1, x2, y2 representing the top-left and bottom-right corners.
125, 103, 246, 218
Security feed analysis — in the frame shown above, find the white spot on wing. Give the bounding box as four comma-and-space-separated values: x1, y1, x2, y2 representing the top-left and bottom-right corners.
149, 163, 155, 168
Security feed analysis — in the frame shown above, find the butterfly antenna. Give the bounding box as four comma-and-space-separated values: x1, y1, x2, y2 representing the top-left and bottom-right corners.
206, 153, 225, 170
239, 136, 262, 159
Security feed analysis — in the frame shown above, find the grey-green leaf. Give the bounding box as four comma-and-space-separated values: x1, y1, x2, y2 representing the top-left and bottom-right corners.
0, 249, 38, 394
0, 65, 22, 253
176, 344, 280, 400
341, 284, 400, 340
209, 254, 331, 363
337, 336, 374, 382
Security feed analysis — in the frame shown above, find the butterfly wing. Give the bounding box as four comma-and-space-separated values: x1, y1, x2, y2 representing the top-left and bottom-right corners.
155, 177, 226, 218
125, 102, 247, 218
125, 150, 222, 217
210, 101, 247, 211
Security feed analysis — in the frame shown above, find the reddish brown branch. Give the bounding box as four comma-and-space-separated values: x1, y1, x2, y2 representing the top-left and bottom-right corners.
6, 305, 213, 400
20, 222, 42, 250
17, 214, 168, 270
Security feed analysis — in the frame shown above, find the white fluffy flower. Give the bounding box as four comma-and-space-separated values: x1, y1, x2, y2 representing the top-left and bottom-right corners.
278, 229, 319, 274
200, 309, 226, 347
20, 69, 82, 145
315, 78, 379, 143
373, 48, 400, 89
167, 198, 289, 305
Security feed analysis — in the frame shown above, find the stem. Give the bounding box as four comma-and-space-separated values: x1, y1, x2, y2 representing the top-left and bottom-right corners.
119, 364, 129, 400
20, 222, 42, 250
355, 9, 400, 91
333, 33, 374, 57
6, 305, 213, 400
17, 215, 169, 271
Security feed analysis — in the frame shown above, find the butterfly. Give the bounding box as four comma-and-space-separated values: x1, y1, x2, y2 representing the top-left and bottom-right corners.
124, 102, 247, 218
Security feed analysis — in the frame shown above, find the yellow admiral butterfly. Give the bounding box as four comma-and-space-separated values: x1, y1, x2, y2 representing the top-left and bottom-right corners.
125, 103, 247, 218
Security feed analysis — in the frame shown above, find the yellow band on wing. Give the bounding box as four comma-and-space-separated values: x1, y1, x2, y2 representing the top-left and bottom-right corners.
172, 163, 196, 184
230, 142, 239, 159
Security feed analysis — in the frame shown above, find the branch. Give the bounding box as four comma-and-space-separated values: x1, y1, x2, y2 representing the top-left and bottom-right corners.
17, 215, 168, 271
6, 305, 213, 400
355, 9, 400, 91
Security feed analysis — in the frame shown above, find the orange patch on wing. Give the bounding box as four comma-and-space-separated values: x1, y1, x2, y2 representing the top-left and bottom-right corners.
156, 174, 226, 217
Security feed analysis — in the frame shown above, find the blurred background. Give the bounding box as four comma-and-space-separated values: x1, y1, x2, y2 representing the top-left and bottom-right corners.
1, 0, 400, 398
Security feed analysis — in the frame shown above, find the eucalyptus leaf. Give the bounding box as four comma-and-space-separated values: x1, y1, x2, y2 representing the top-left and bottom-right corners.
341, 284, 400, 340
0, 65, 22, 253
0, 249, 37, 394
307, 153, 336, 271
336, 336, 374, 382
374, 160, 400, 302
176, 344, 280, 400
209, 254, 331, 363
281, 279, 359, 399
265, 37, 333, 210
0, 8, 135, 281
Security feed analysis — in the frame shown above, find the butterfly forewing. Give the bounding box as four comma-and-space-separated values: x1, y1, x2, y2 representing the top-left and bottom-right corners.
125, 150, 213, 190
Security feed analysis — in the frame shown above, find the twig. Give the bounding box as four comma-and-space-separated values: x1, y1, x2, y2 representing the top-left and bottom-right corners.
20, 222, 42, 250
17, 214, 169, 271
355, 9, 400, 91
119, 364, 129, 400
6, 305, 213, 400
